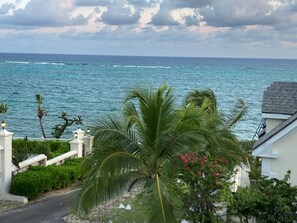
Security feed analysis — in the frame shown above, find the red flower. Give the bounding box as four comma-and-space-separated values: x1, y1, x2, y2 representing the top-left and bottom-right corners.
178, 154, 183, 159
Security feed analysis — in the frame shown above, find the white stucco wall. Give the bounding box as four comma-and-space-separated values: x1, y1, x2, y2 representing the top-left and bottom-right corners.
266, 118, 284, 133
270, 128, 297, 185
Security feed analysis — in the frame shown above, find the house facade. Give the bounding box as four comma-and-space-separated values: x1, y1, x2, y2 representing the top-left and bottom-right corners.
252, 82, 297, 185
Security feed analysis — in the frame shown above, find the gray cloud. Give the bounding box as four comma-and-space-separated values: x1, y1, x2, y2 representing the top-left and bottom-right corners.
149, 1, 179, 26
150, 12, 179, 26
127, 0, 151, 8
75, 0, 154, 8
75, 0, 112, 6
0, 3, 15, 14
0, 0, 88, 28
199, 0, 282, 27
183, 15, 200, 26
173, 0, 217, 8
100, 4, 141, 25
0, 22, 296, 58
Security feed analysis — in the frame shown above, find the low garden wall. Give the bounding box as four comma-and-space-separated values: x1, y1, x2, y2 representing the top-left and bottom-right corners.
0, 127, 93, 203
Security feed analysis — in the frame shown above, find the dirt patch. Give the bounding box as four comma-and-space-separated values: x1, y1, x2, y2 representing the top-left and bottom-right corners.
0, 200, 24, 213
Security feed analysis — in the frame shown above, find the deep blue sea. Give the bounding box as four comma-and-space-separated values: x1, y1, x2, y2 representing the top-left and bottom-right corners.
0, 53, 297, 139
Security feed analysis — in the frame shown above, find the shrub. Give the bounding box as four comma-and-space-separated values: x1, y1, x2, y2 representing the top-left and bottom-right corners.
10, 158, 83, 200
12, 138, 70, 162
229, 171, 297, 223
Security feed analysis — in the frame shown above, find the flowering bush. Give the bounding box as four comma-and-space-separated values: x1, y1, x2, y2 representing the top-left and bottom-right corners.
176, 152, 234, 223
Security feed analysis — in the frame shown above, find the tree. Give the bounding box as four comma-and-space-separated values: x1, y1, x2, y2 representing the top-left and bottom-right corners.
51, 112, 83, 139
184, 88, 247, 166
76, 85, 246, 222
176, 153, 234, 222
0, 102, 8, 115
185, 88, 247, 129
174, 89, 247, 222
36, 94, 47, 138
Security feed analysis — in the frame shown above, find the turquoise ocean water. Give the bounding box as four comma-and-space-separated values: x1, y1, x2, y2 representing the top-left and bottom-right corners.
0, 53, 297, 139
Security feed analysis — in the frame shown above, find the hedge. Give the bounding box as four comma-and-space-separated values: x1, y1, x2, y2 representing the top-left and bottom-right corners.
12, 139, 70, 162
10, 158, 83, 200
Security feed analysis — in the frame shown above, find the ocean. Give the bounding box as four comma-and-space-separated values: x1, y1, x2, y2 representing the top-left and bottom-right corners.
0, 53, 297, 140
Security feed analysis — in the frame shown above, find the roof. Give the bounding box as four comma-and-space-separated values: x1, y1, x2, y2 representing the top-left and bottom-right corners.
262, 82, 297, 115
253, 111, 297, 150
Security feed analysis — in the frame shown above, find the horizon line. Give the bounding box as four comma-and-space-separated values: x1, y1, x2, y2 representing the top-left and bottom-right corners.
0, 51, 296, 61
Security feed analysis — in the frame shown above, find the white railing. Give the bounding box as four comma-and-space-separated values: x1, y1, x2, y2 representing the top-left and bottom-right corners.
12, 154, 47, 174
10, 135, 93, 175
46, 150, 78, 166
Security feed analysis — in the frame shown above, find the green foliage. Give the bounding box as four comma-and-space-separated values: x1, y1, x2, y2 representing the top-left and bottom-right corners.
176, 153, 234, 222
12, 138, 70, 162
51, 112, 83, 139
10, 158, 83, 200
229, 171, 297, 223
77, 84, 246, 223
0, 102, 8, 114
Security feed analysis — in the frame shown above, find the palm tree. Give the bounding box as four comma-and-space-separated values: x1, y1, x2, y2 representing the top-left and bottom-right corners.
76, 85, 246, 222
185, 88, 247, 130
36, 94, 46, 138
76, 85, 221, 222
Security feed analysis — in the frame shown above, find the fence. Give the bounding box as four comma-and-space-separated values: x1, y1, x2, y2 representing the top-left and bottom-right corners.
0, 126, 93, 203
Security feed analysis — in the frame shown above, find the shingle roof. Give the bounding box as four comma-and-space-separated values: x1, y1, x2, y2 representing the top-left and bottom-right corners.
253, 111, 297, 150
262, 82, 297, 115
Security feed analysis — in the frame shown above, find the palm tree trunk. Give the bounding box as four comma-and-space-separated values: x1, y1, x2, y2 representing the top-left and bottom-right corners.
39, 117, 46, 138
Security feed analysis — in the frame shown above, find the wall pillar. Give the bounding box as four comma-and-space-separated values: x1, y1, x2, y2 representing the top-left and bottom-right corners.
0, 128, 13, 194
70, 138, 83, 158
83, 135, 94, 156
73, 128, 85, 140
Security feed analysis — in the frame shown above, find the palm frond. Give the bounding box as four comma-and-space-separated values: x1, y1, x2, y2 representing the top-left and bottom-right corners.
185, 88, 218, 113
136, 174, 182, 223
225, 98, 247, 129
76, 147, 143, 215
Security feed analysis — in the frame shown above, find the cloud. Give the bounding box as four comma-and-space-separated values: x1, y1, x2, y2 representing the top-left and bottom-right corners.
0, 0, 88, 28
75, 0, 112, 6
99, 4, 141, 25
183, 15, 200, 26
75, 0, 153, 8
199, 0, 284, 27
0, 3, 15, 14
173, 0, 216, 8
149, 1, 179, 26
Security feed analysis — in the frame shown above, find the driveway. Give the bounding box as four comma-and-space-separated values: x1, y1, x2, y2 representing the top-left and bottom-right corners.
0, 189, 79, 223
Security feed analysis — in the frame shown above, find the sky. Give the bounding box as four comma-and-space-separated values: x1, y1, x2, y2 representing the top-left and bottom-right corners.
0, 0, 297, 59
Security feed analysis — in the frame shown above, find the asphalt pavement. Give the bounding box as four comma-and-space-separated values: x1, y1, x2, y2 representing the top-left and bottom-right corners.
0, 189, 79, 223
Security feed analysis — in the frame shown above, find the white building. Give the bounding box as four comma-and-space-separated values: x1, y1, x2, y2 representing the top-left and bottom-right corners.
252, 82, 297, 185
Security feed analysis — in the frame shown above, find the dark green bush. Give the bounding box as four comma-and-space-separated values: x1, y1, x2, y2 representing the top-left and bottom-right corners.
229, 171, 297, 223
12, 139, 70, 161
10, 158, 83, 200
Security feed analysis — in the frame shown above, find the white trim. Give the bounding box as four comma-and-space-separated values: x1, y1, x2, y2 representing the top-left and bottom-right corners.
252, 143, 272, 157
262, 113, 291, 120
0, 145, 3, 151
257, 153, 278, 159
253, 118, 297, 158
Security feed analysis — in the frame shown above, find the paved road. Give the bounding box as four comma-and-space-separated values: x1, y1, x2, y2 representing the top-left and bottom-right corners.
0, 189, 79, 223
